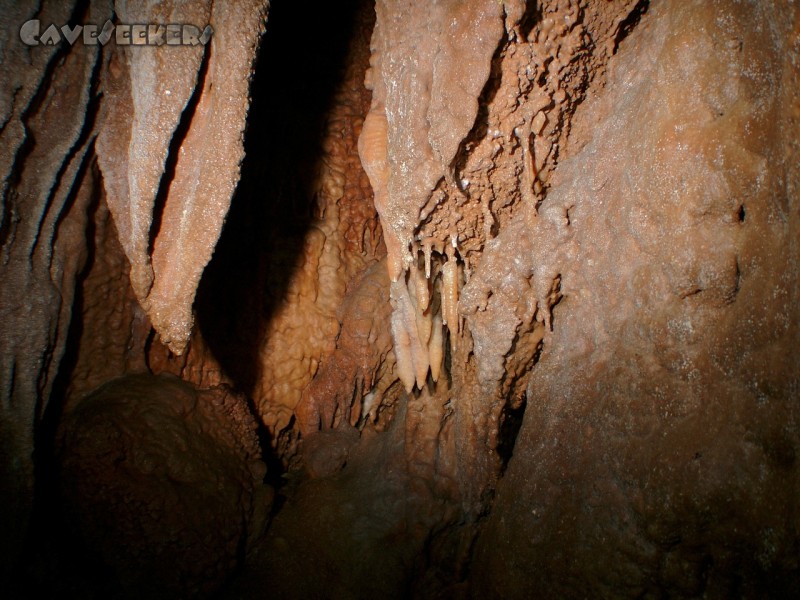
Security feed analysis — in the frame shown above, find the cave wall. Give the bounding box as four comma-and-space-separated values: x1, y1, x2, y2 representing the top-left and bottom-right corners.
0, 0, 271, 587
0, 0, 109, 578
1, 0, 799, 597
471, 0, 800, 595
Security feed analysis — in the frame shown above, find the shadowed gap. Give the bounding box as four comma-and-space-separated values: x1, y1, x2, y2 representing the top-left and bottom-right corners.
194, 0, 368, 398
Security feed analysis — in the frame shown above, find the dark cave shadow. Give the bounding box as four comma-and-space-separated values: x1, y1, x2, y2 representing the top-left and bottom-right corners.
194, 0, 368, 401
23, 164, 119, 599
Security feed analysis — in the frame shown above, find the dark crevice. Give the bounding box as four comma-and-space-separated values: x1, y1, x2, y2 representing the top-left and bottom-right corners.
0, 190, 19, 259
517, 0, 542, 43
194, 0, 368, 398
48, 138, 101, 267
1, 1, 85, 250
244, 392, 285, 496
731, 256, 742, 301
496, 394, 527, 474
32, 78, 102, 268
613, 0, 650, 54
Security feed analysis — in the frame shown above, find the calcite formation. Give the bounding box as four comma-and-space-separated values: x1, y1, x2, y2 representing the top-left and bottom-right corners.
1, 0, 799, 596
357, 0, 642, 394
357, 0, 506, 390
296, 260, 394, 436
57, 374, 270, 598
96, 0, 270, 354
196, 0, 382, 447
470, 0, 800, 596
354, 0, 647, 514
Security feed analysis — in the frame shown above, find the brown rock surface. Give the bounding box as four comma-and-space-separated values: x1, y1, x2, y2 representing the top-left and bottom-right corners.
0, 0, 110, 579
471, 0, 800, 596
63, 194, 150, 404
191, 0, 381, 455
96, 0, 270, 354
57, 374, 270, 598
296, 259, 394, 437
360, 0, 507, 279
355, 0, 645, 514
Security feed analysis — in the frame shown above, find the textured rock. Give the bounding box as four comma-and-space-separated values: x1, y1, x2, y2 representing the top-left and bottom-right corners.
251, 4, 381, 444
64, 194, 150, 404
296, 259, 394, 437
225, 400, 451, 599
361, 0, 506, 279
57, 374, 270, 598
96, 0, 270, 354
3, 0, 799, 596
471, 0, 800, 596
190, 0, 381, 455
0, 0, 109, 582
354, 0, 644, 515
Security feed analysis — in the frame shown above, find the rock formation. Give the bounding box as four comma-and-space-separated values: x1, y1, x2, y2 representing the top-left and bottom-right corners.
57, 374, 270, 598
0, 0, 798, 597
95, 0, 269, 355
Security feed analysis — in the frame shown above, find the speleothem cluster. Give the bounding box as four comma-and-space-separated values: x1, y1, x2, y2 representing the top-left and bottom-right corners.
1, 0, 798, 597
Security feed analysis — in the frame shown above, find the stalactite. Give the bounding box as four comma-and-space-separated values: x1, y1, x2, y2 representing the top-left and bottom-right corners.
412, 259, 430, 312
441, 256, 460, 348
390, 282, 416, 394
429, 313, 444, 384
96, 0, 270, 354
358, 104, 405, 281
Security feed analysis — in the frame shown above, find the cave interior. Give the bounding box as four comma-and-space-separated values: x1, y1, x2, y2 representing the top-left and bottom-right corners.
1, 0, 799, 598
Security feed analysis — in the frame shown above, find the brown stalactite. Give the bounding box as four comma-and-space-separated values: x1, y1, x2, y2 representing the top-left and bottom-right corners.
96, 0, 270, 355
353, 0, 645, 515
0, 0, 798, 596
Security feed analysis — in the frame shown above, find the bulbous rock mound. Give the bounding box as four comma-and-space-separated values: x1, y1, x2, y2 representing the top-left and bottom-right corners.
56, 374, 271, 598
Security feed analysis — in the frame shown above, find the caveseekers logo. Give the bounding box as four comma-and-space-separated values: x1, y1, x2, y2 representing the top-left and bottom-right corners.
19, 19, 213, 47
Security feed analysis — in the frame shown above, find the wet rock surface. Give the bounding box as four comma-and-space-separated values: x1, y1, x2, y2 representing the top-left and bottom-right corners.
471, 0, 800, 596
1, 0, 799, 597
